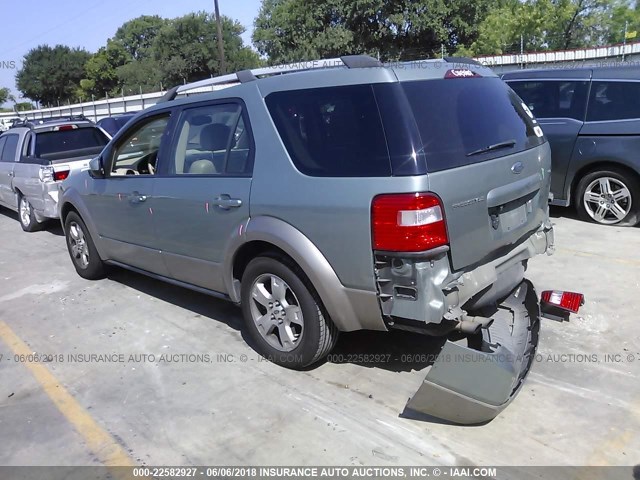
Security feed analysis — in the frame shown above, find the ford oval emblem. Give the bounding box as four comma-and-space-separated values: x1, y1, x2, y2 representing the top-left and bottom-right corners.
511, 162, 524, 174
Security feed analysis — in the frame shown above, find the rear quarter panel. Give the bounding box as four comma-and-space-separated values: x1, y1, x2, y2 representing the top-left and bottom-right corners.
12, 162, 47, 211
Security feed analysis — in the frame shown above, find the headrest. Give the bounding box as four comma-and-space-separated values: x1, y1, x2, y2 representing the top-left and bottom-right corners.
200, 124, 230, 151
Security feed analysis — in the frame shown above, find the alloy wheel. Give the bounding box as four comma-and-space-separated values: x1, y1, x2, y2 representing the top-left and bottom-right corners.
583, 176, 632, 225
68, 222, 90, 268
19, 197, 31, 227
249, 274, 304, 352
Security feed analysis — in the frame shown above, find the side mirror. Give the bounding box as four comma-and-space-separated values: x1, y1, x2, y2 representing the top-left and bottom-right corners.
89, 156, 105, 179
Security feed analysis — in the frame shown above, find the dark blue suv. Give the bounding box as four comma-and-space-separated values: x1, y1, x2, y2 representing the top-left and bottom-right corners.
503, 66, 640, 226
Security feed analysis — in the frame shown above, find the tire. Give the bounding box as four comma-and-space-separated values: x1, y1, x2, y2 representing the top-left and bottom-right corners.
18, 195, 41, 232
240, 255, 339, 369
64, 212, 106, 280
575, 167, 640, 226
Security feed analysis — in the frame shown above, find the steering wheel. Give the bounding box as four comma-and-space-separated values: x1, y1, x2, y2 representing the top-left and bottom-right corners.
136, 152, 158, 175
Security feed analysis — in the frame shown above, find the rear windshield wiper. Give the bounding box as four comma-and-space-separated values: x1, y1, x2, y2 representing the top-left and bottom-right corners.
466, 139, 516, 157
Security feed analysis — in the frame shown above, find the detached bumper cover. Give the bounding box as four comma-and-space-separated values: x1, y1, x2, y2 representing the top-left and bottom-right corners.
406, 280, 540, 424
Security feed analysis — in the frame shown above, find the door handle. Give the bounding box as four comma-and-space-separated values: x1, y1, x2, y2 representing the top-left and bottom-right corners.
213, 195, 242, 210
8, 172, 14, 177
128, 192, 148, 204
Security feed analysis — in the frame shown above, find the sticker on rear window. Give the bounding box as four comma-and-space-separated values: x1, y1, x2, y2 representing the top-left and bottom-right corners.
521, 102, 536, 119
445, 69, 481, 79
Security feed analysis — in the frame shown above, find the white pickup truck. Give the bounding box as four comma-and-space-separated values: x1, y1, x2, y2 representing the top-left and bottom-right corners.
0, 118, 110, 231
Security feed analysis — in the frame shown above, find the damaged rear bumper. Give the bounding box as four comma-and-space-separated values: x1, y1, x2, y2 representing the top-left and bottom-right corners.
405, 280, 540, 424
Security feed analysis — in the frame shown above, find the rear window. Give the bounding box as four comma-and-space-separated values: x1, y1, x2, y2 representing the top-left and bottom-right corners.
402, 77, 544, 172
265, 85, 391, 177
35, 127, 109, 158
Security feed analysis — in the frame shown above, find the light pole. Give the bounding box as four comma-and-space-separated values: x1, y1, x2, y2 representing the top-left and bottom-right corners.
623, 20, 628, 62
214, 0, 227, 75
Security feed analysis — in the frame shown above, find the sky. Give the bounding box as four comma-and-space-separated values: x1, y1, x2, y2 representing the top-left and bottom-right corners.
0, 0, 262, 107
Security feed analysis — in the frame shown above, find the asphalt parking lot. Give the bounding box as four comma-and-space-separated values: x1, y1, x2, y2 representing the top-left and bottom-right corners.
0, 206, 638, 472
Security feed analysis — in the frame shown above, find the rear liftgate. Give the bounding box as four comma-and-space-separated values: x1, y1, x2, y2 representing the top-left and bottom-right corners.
406, 280, 540, 424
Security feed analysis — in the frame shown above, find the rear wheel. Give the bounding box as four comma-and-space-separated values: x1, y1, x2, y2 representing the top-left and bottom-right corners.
575, 168, 640, 226
64, 212, 106, 279
18, 195, 41, 232
240, 255, 338, 369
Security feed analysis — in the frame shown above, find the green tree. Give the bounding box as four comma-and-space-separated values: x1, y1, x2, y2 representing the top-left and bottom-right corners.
16, 45, 91, 106
114, 15, 169, 60
151, 12, 261, 86
116, 58, 163, 93
465, 0, 637, 56
606, 0, 640, 44
0, 87, 12, 105
253, 0, 494, 63
80, 40, 130, 98
15, 102, 34, 112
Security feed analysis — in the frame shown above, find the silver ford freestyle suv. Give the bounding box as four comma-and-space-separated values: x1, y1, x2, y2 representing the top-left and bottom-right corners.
59, 56, 555, 424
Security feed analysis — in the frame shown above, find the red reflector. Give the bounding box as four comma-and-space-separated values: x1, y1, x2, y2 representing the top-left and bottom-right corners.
372, 193, 448, 252
541, 290, 585, 313
53, 169, 70, 181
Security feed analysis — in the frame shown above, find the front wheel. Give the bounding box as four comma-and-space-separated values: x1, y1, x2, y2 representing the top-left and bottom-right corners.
575, 168, 640, 226
18, 195, 41, 232
240, 256, 339, 369
64, 212, 106, 279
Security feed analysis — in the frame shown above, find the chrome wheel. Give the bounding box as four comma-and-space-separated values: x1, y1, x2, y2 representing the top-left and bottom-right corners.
19, 197, 31, 227
249, 274, 304, 352
68, 222, 90, 268
583, 176, 632, 225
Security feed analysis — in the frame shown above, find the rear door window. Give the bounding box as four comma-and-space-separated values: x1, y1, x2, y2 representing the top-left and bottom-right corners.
508, 80, 589, 120
402, 77, 544, 172
266, 85, 391, 177
586, 81, 640, 122
0, 134, 19, 162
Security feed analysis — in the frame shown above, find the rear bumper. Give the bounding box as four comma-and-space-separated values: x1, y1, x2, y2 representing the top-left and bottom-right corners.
405, 279, 540, 424
375, 221, 554, 329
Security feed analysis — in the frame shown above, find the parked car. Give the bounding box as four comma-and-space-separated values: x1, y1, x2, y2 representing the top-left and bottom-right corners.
503, 66, 640, 226
0, 118, 14, 132
59, 56, 557, 424
0, 119, 110, 231
96, 113, 136, 137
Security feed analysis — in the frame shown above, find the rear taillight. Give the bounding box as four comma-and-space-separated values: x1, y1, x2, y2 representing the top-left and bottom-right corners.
372, 193, 448, 252
38, 166, 54, 182
53, 169, 70, 181
39, 166, 70, 182
541, 290, 585, 313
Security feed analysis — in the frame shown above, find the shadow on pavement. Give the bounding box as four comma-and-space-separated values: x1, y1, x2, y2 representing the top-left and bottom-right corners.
105, 266, 448, 374
329, 329, 447, 373
106, 268, 244, 333
0, 208, 64, 236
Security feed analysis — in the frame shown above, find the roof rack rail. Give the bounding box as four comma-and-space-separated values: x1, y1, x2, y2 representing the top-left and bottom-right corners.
159, 55, 383, 103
